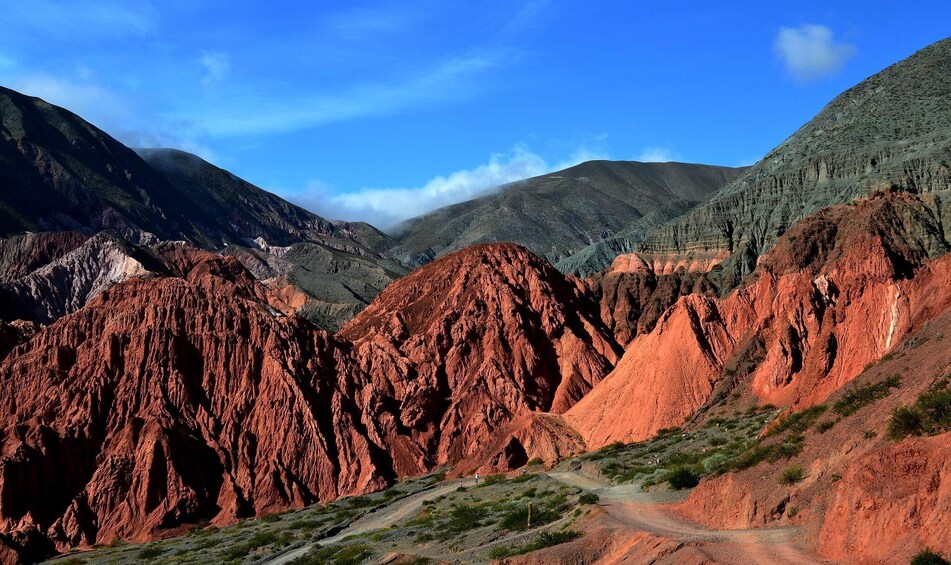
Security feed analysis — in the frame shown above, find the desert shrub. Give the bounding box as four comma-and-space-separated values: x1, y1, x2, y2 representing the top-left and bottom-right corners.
889, 406, 925, 439
479, 474, 506, 487
834, 375, 901, 416
816, 419, 837, 433
526, 457, 544, 466
222, 530, 283, 560
499, 505, 559, 531
291, 544, 373, 565
655, 426, 682, 438
488, 530, 582, 559
289, 518, 324, 530
509, 472, 537, 484
383, 488, 403, 498
346, 496, 375, 509
778, 464, 807, 485
665, 466, 700, 489
767, 405, 828, 436
911, 549, 950, 565
918, 388, 951, 431
137, 546, 164, 559
578, 492, 599, 505
443, 503, 489, 534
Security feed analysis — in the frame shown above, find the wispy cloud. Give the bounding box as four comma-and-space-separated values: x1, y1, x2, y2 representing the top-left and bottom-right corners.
637, 145, 682, 163
3, 72, 216, 160
200, 52, 231, 87
185, 50, 514, 137
775, 24, 855, 83
276, 144, 608, 228
5, 0, 157, 39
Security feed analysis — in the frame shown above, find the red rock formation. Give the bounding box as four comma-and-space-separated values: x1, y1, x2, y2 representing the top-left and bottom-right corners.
566, 192, 951, 447
0, 243, 620, 562
340, 244, 620, 468
592, 266, 718, 346
675, 306, 951, 563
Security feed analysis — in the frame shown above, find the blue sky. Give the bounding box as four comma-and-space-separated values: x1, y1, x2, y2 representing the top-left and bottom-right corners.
2, 1, 949, 228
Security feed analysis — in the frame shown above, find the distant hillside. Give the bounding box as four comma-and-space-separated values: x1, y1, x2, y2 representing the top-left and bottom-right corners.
0, 87, 407, 331
389, 160, 742, 268
641, 36, 951, 287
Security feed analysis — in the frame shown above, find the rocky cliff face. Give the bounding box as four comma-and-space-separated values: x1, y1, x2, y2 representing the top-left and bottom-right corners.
566, 191, 951, 447
340, 244, 620, 464
674, 308, 951, 564
642, 37, 951, 287
0, 233, 154, 324
0, 243, 620, 562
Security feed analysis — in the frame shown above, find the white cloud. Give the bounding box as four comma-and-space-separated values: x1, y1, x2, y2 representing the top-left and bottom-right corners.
637, 146, 682, 163
276, 144, 607, 228
200, 52, 231, 87
775, 24, 855, 83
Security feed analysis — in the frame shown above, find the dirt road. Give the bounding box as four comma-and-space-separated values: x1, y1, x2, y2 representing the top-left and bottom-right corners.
264, 479, 467, 565
549, 471, 831, 565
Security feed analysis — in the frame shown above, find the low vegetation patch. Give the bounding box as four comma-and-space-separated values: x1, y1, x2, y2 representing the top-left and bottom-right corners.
291, 543, 374, 565
889, 378, 951, 440
778, 464, 807, 485
834, 375, 901, 417
911, 549, 951, 565
488, 530, 582, 559
578, 492, 599, 504
664, 466, 700, 489
766, 405, 828, 436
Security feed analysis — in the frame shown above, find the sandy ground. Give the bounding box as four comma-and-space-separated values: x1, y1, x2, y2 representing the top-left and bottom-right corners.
549, 471, 832, 565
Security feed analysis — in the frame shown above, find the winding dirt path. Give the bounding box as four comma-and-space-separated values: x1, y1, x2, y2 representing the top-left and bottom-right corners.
549, 471, 831, 565
264, 479, 467, 565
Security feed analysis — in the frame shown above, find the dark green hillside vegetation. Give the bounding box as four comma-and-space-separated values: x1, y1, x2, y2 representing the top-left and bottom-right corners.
391, 160, 742, 270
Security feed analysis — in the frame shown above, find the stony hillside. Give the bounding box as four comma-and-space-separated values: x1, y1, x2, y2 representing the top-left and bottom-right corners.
389, 160, 741, 268
640, 37, 951, 287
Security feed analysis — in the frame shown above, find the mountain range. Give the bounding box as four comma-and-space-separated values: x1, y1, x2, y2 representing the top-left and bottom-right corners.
0, 35, 949, 565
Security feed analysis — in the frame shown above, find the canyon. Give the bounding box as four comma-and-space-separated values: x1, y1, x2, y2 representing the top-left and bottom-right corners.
0, 33, 949, 565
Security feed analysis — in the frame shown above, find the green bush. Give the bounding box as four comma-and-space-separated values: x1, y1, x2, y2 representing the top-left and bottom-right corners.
578, 492, 599, 505
816, 419, 837, 433
291, 544, 374, 565
834, 375, 901, 416
499, 505, 559, 531
665, 466, 700, 489
778, 464, 807, 485
767, 405, 828, 436
488, 530, 582, 559
911, 549, 950, 565
137, 546, 164, 559
444, 503, 489, 534
889, 406, 925, 439
479, 474, 506, 487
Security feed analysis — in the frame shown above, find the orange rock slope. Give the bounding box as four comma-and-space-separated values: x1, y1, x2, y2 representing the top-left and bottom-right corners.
0, 243, 620, 562
566, 191, 951, 447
